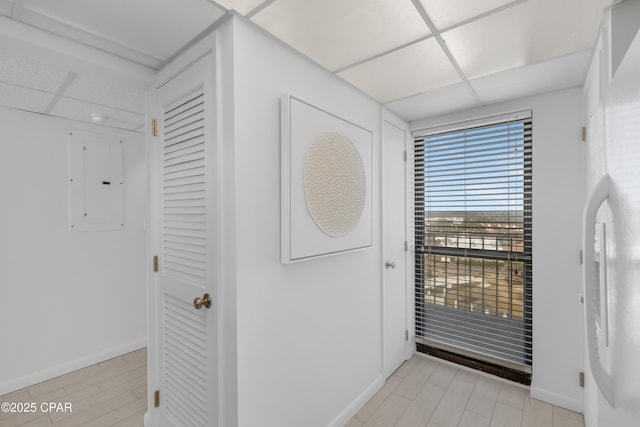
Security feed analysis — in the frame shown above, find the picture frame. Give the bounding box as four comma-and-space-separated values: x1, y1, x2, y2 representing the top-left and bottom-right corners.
281, 94, 373, 263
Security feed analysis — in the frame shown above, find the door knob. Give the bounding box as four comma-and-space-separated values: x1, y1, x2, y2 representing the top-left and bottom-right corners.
385, 260, 396, 269
193, 293, 212, 309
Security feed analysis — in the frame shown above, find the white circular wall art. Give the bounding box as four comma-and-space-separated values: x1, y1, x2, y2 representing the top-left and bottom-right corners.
303, 132, 366, 237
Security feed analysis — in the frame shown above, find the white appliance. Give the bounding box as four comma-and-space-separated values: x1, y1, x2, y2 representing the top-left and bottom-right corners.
583, 2, 640, 425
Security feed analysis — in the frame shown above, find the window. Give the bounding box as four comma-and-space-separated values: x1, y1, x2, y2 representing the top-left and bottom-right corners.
414, 112, 532, 372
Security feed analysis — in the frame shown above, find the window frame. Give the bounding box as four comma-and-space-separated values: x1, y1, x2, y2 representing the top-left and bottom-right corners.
413, 111, 533, 372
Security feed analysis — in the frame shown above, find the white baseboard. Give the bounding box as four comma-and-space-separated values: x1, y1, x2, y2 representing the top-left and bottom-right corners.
0, 339, 147, 396
327, 374, 385, 427
530, 386, 583, 413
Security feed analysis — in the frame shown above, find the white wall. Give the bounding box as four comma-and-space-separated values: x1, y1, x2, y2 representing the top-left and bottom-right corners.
0, 107, 147, 395
229, 16, 386, 427
411, 87, 587, 411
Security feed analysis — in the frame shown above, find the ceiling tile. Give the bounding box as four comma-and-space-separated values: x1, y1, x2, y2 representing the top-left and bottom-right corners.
252, 0, 431, 71
64, 72, 147, 115
385, 82, 477, 122
1, 34, 149, 117
50, 97, 145, 131
24, 0, 226, 60
214, 0, 267, 15
338, 38, 460, 103
471, 50, 591, 105
0, 81, 53, 112
442, 0, 606, 79
419, 0, 514, 29
0, 43, 71, 92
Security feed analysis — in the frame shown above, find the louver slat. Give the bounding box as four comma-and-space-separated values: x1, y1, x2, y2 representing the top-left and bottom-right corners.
162, 89, 209, 427
162, 90, 207, 288
164, 295, 208, 426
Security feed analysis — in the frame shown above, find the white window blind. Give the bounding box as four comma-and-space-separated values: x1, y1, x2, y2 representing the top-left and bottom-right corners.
414, 114, 532, 370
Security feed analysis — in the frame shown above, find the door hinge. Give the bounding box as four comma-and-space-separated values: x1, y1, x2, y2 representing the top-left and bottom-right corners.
404, 241, 409, 252
405, 330, 409, 341
153, 255, 159, 272
581, 126, 587, 142
152, 119, 158, 137
404, 150, 408, 162
579, 371, 585, 388
154, 390, 160, 407
579, 250, 583, 265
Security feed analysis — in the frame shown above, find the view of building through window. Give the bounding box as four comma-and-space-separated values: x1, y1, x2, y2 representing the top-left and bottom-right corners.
422, 211, 525, 319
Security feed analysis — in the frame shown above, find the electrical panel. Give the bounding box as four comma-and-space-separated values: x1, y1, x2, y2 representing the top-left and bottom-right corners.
68, 129, 124, 231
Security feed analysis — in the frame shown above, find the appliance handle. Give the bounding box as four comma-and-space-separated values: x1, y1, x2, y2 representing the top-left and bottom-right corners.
582, 173, 614, 407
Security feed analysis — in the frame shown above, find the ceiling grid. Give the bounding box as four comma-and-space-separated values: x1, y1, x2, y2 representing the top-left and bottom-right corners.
0, 0, 613, 127
10, 0, 23, 20
42, 70, 76, 114
409, 0, 482, 107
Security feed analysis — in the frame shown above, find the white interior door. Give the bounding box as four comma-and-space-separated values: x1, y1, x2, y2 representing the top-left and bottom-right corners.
383, 119, 409, 377
151, 49, 219, 427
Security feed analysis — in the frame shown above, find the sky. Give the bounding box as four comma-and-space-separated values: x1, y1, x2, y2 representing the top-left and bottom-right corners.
421, 121, 528, 212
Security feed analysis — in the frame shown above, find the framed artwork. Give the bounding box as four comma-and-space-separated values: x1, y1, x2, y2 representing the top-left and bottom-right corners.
281, 94, 373, 263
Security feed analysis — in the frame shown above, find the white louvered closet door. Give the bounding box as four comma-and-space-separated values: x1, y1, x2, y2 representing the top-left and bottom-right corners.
154, 51, 218, 427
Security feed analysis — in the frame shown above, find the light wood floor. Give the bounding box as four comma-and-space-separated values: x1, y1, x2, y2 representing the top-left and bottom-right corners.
1, 349, 584, 427
347, 354, 585, 427
0, 348, 146, 427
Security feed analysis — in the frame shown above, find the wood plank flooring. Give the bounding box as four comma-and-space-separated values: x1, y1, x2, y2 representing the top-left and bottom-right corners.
1, 349, 584, 427
347, 354, 585, 427
0, 349, 146, 427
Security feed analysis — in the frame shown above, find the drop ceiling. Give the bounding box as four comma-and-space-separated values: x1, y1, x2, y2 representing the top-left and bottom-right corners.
0, 0, 614, 130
